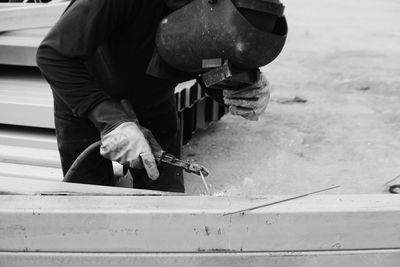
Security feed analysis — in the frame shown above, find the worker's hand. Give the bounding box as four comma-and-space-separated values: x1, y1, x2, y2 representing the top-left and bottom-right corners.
223, 72, 271, 121
100, 122, 162, 180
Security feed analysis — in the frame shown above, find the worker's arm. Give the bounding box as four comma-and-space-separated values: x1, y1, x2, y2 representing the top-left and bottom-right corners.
36, 0, 160, 179
36, 0, 138, 127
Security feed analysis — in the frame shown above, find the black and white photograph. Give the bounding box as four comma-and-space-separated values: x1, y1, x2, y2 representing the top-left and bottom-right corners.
0, 0, 399, 266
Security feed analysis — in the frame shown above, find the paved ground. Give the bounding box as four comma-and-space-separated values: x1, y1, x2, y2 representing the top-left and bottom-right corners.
182, 0, 400, 195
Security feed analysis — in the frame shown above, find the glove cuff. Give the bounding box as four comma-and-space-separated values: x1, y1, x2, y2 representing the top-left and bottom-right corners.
203, 87, 225, 105
88, 100, 136, 136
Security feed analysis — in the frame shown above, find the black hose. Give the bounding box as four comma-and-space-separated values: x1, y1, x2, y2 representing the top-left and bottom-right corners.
63, 141, 101, 182
63, 100, 136, 182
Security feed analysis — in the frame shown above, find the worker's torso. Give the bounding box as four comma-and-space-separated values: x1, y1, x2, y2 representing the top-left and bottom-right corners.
85, 0, 177, 111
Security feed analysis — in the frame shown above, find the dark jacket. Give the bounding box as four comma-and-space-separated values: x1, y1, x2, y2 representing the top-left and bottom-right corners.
37, 0, 192, 121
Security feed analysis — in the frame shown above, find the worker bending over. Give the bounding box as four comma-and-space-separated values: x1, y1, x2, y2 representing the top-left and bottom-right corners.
36, 0, 271, 193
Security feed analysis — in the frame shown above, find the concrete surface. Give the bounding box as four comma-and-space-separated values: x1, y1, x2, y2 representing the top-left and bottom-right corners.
182, 0, 400, 195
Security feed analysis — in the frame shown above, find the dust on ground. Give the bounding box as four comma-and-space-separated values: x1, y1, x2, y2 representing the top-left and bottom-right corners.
182, 0, 400, 195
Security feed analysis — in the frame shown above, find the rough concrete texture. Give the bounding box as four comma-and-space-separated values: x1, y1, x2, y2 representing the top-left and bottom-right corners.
182, 0, 400, 195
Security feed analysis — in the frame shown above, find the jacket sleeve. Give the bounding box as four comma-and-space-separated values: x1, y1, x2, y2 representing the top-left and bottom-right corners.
203, 87, 225, 105
36, 0, 136, 122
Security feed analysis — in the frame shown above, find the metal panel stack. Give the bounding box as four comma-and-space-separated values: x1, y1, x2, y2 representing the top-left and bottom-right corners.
0, 1, 226, 181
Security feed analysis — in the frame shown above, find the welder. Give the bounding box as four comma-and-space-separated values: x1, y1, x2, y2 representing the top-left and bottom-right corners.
36, 0, 286, 193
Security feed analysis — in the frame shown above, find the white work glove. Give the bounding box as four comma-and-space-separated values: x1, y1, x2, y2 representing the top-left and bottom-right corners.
223, 72, 271, 121
100, 122, 162, 180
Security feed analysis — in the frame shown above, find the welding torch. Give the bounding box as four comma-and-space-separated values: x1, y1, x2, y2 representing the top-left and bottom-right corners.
63, 100, 211, 195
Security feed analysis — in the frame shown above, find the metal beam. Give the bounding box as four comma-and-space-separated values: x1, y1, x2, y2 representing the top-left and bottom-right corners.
0, 125, 56, 150
0, 102, 54, 128
0, 176, 176, 196
0, 145, 60, 168
0, 163, 62, 182
1, 250, 400, 267
0, 67, 54, 128
0, 3, 68, 32
0, 4, 47, 9
0, 194, 399, 253
0, 29, 46, 66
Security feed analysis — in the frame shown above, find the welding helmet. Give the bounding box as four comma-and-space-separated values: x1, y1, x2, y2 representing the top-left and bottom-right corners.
156, 0, 288, 73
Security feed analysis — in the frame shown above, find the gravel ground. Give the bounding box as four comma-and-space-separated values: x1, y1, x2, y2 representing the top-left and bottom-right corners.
182, 0, 400, 195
